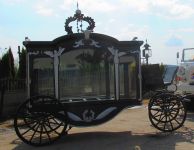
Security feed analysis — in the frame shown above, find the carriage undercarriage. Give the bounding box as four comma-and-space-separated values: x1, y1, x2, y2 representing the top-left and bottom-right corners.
14, 93, 187, 146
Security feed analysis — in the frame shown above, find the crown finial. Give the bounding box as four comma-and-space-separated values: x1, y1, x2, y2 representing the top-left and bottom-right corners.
75, 2, 81, 15
65, 2, 95, 34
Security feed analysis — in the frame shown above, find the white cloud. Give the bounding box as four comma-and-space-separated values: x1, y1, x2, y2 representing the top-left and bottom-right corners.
33, 0, 194, 19
61, 0, 118, 13
121, 0, 194, 19
83, 1, 117, 13
110, 24, 150, 41
34, 0, 63, 17
169, 27, 194, 33
60, 0, 75, 11
35, 5, 54, 17
156, 0, 194, 19
122, 0, 150, 12
165, 35, 184, 47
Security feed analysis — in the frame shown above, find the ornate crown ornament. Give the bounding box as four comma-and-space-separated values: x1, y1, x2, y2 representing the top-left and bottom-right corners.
65, 3, 95, 34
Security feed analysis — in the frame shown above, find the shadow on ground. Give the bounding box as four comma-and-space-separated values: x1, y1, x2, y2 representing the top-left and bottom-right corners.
5, 109, 194, 150
186, 112, 194, 122
12, 127, 194, 150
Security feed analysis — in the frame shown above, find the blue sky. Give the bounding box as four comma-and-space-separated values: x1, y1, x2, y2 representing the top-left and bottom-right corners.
0, 0, 194, 65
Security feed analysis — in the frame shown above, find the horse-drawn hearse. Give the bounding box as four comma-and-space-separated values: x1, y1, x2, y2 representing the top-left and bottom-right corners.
14, 7, 187, 146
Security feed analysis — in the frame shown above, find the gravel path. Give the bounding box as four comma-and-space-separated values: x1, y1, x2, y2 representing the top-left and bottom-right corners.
0, 105, 194, 150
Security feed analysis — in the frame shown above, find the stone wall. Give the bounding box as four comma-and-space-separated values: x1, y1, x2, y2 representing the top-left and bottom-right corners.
0, 90, 26, 118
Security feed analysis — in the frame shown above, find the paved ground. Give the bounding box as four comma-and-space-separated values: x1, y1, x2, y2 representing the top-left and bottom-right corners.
0, 105, 194, 150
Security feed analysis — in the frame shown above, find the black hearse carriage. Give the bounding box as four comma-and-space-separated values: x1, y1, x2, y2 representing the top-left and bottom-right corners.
14, 7, 187, 146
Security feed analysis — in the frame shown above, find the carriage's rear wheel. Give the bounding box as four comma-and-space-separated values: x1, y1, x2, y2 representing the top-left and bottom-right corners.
148, 93, 187, 132
14, 96, 67, 146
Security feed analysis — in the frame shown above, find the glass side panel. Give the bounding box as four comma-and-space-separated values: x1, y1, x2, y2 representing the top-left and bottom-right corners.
119, 56, 137, 99
163, 65, 178, 84
59, 48, 114, 100
31, 57, 54, 96
183, 49, 194, 62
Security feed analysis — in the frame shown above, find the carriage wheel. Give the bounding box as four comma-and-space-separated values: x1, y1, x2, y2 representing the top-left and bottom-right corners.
148, 93, 187, 132
14, 96, 67, 146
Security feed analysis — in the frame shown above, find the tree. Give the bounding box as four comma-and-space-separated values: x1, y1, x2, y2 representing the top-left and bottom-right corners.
17, 47, 26, 79
159, 63, 165, 75
1, 47, 15, 78
8, 47, 15, 78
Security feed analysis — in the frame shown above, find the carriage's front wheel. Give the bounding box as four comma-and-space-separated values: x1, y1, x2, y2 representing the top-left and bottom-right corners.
148, 93, 187, 132
14, 96, 67, 146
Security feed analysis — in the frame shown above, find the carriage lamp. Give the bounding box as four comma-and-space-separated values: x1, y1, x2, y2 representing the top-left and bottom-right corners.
142, 40, 152, 65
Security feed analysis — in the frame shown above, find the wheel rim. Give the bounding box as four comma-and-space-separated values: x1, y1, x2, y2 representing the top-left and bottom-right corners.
148, 93, 187, 132
14, 96, 67, 146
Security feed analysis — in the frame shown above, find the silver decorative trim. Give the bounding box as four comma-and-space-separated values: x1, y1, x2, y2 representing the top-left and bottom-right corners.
83, 30, 92, 40
73, 40, 84, 48
67, 107, 117, 123
90, 40, 101, 48
44, 47, 65, 99
73, 39, 101, 48
96, 107, 117, 120
28, 51, 39, 55
108, 47, 126, 100
67, 112, 82, 121
83, 109, 95, 122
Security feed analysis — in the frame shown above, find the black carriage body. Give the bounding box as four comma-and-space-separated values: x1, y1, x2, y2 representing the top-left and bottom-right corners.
14, 7, 187, 146
24, 33, 143, 126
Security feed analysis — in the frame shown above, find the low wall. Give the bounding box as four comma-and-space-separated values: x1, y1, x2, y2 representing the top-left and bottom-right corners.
0, 90, 27, 118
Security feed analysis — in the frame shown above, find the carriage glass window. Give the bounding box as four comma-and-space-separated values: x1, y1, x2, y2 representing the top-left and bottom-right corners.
31, 57, 54, 96
59, 49, 114, 101
119, 55, 137, 99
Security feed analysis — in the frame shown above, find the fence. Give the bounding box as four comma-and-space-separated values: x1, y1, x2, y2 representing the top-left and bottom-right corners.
0, 78, 26, 91
0, 79, 26, 119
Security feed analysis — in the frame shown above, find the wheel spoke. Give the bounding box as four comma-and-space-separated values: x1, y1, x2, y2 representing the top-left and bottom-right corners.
153, 111, 161, 117
39, 125, 43, 144
163, 116, 168, 130
52, 118, 60, 124
156, 112, 164, 125
14, 96, 67, 146
174, 118, 181, 125
169, 114, 181, 125
18, 120, 36, 127
42, 124, 51, 142
44, 122, 61, 136
150, 108, 162, 112
168, 116, 174, 130
153, 114, 162, 118
21, 122, 38, 136
149, 93, 186, 132
30, 124, 40, 142
23, 119, 38, 127
45, 117, 63, 131
171, 106, 184, 111
49, 122, 62, 126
